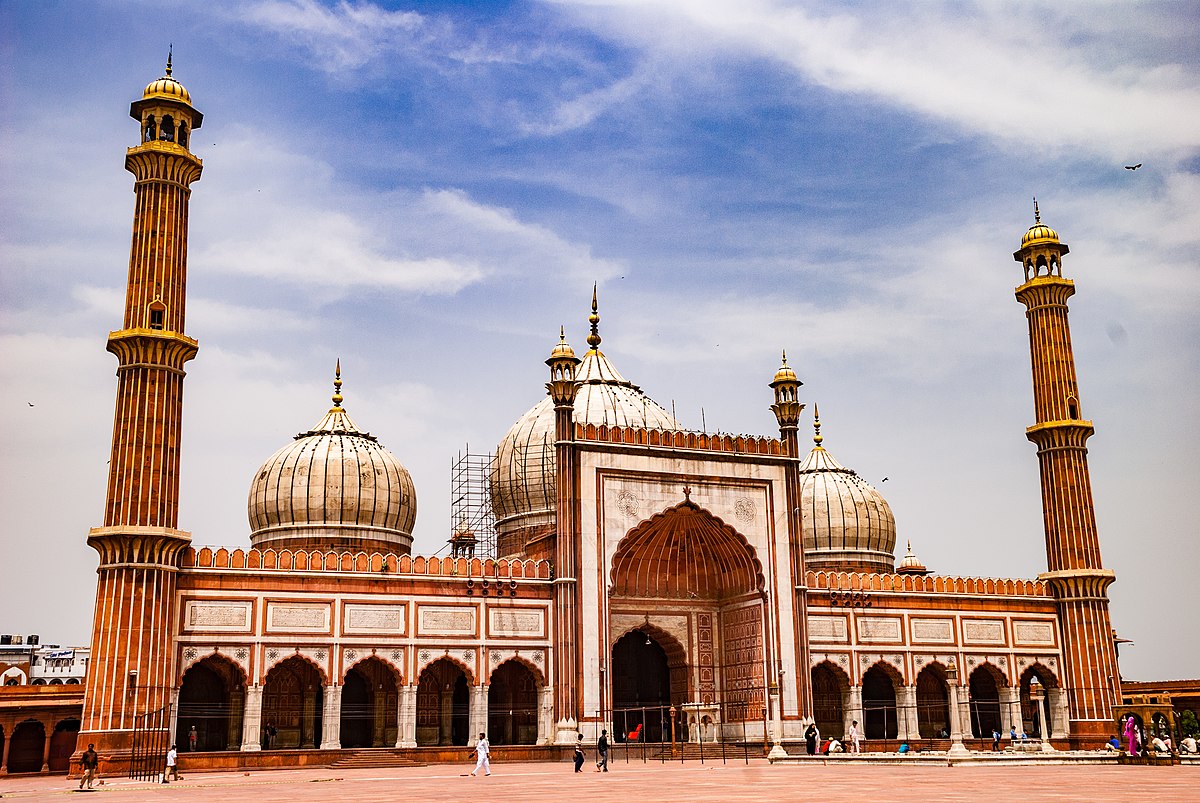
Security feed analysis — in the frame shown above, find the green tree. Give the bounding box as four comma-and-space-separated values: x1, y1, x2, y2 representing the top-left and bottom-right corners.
1179, 709, 1199, 738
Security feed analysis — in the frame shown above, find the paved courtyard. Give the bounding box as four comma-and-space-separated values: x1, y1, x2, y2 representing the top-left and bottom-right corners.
0, 759, 1195, 802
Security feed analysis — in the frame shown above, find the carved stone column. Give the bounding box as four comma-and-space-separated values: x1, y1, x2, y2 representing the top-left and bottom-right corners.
899, 685, 920, 741
846, 686, 863, 741
240, 686, 263, 752
396, 685, 417, 748
320, 684, 341, 750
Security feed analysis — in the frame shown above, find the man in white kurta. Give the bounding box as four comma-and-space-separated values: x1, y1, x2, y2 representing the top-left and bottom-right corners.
471, 732, 491, 776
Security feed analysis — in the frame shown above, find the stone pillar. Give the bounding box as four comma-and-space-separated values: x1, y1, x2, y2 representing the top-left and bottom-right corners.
846, 686, 863, 741
41, 721, 53, 772
1048, 687, 1068, 739
538, 685, 553, 745
320, 684, 341, 750
439, 689, 454, 745
228, 687, 244, 750
467, 685, 488, 746
240, 686, 263, 751
397, 685, 417, 748
0, 719, 11, 774
1002, 687, 1023, 736
768, 687, 787, 758
946, 680, 968, 755
899, 685, 920, 741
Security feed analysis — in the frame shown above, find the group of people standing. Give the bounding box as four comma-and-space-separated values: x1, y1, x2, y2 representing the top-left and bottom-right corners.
1111, 715, 1198, 757
573, 729, 610, 772
804, 719, 863, 755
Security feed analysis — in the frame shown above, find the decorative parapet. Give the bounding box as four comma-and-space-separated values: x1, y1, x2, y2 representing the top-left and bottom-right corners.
181, 547, 552, 579
806, 570, 1049, 597
575, 423, 783, 456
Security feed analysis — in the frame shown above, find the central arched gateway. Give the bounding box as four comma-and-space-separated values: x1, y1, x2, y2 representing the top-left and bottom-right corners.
608, 500, 767, 742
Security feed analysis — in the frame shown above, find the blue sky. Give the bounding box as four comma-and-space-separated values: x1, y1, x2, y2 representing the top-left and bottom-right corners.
1, 0, 1197, 681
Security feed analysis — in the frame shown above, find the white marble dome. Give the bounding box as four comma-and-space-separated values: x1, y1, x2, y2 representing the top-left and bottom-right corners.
491, 312, 677, 547
797, 411, 896, 573
248, 372, 416, 555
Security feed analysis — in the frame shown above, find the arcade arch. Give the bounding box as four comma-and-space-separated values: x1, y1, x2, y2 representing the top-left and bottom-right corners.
811, 661, 850, 739
862, 662, 901, 739
177, 654, 246, 751
915, 664, 950, 739
487, 659, 539, 745
416, 658, 470, 746
340, 657, 400, 748
1019, 664, 1058, 738
968, 664, 1006, 738
262, 656, 325, 749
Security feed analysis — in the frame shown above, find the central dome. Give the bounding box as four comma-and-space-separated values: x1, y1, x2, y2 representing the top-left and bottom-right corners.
491, 294, 677, 556
248, 366, 416, 555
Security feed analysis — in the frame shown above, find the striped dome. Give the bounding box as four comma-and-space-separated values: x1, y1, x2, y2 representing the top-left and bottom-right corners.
797, 422, 896, 573
1021, 221, 1060, 248
248, 391, 416, 556
143, 75, 192, 105
491, 346, 677, 538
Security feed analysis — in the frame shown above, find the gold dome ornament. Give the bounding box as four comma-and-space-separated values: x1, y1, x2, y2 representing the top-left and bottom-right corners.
1020, 198, 1060, 247
141, 50, 192, 105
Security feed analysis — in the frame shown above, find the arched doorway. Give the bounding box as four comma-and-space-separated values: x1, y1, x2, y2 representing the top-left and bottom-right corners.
612, 629, 681, 742
968, 665, 1003, 738
178, 655, 246, 751
488, 660, 539, 745
916, 666, 949, 738
48, 718, 80, 772
811, 662, 848, 739
340, 658, 399, 748
8, 719, 45, 773
862, 664, 899, 739
1019, 666, 1056, 738
262, 657, 325, 749
609, 500, 767, 738
416, 659, 470, 746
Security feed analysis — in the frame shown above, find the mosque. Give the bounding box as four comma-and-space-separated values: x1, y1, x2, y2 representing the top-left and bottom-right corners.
74, 61, 1122, 772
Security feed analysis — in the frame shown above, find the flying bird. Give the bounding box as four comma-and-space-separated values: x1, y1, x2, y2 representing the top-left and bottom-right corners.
27, 402, 34, 407
1125, 164, 1142, 170
881, 477, 889, 483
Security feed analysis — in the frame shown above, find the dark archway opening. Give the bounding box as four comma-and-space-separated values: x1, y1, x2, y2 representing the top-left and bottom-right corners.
916, 666, 949, 738
488, 660, 539, 745
178, 657, 245, 751
340, 659, 399, 748
811, 663, 847, 739
48, 718, 80, 772
416, 659, 469, 746
262, 657, 324, 749
969, 666, 1003, 738
1019, 668, 1056, 739
612, 630, 673, 742
8, 719, 46, 773
862, 665, 899, 739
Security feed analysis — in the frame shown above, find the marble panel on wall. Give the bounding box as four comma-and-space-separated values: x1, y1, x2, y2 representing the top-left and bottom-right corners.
488, 608, 546, 638
807, 615, 848, 642
266, 602, 331, 633
184, 600, 253, 632
963, 619, 1007, 646
1013, 620, 1055, 646
343, 604, 406, 634
418, 606, 477, 636
857, 616, 903, 643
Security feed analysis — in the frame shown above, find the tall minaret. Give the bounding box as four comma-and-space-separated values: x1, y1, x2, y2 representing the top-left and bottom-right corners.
1014, 201, 1118, 744
769, 352, 810, 755
547, 318, 581, 744
80, 54, 203, 766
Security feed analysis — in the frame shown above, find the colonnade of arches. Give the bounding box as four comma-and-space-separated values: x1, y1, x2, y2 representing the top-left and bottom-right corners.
810, 660, 1063, 742
175, 653, 545, 752
0, 716, 80, 774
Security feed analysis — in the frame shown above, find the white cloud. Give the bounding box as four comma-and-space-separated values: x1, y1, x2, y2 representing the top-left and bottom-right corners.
551, 0, 1200, 160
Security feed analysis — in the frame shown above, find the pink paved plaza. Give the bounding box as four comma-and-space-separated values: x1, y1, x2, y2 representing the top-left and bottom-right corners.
0, 760, 1194, 802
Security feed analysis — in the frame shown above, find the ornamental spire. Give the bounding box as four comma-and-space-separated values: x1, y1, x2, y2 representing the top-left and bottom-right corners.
166, 45, 173, 77
587, 283, 602, 351
1033, 196, 1040, 224
813, 404, 823, 447
332, 359, 343, 408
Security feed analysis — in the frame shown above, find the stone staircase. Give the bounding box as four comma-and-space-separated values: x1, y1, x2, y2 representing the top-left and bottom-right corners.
328, 749, 428, 770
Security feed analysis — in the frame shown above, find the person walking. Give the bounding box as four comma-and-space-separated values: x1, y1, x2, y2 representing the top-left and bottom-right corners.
991, 728, 1001, 752
804, 722, 819, 756
188, 725, 198, 752
849, 719, 861, 753
470, 732, 491, 776
573, 733, 586, 772
163, 744, 181, 783
596, 729, 609, 772
78, 743, 98, 790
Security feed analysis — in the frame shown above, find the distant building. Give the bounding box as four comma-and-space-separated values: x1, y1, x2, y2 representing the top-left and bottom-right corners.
1, 637, 89, 686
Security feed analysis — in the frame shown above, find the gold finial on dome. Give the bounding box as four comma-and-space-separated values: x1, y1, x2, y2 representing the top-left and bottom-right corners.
771, 349, 798, 385
812, 404, 823, 447
1033, 196, 1040, 223
586, 283, 602, 351
166, 45, 173, 77
332, 359, 344, 408
549, 325, 577, 360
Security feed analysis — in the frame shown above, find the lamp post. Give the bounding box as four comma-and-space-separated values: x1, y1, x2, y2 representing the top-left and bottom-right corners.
669, 705, 677, 754
945, 661, 968, 756
1029, 678, 1055, 752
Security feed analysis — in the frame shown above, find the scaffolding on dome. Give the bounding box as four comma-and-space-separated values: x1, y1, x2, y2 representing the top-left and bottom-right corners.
449, 446, 498, 560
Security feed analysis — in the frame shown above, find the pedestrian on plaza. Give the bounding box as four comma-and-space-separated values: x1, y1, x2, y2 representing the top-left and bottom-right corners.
78, 743, 98, 790
804, 722, 819, 756
992, 728, 1001, 751
1123, 715, 1138, 755
849, 719, 861, 753
470, 732, 491, 776
163, 744, 181, 783
188, 725, 198, 752
596, 729, 610, 772
573, 733, 586, 773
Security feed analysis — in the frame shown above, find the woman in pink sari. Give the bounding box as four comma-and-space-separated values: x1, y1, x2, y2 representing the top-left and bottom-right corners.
1123, 715, 1138, 755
